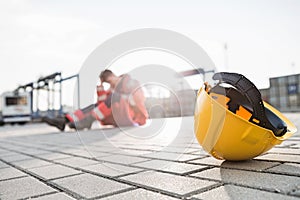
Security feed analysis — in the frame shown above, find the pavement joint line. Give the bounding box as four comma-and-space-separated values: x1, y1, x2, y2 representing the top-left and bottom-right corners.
0, 146, 185, 199
2, 129, 300, 199
262, 162, 283, 171
112, 169, 148, 179
188, 171, 299, 197
18, 191, 58, 200
3, 140, 300, 180
1, 140, 206, 167
118, 146, 205, 155
38, 157, 193, 199
123, 163, 214, 177
267, 152, 300, 156
0, 140, 213, 168
192, 164, 300, 178
47, 181, 87, 199
254, 158, 300, 165
180, 166, 213, 176
39, 172, 85, 182
4, 140, 300, 180
87, 187, 137, 200
0, 158, 75, 198
182, 182, 224, 198
105, 178, 185, 199
0, 175, 28, 182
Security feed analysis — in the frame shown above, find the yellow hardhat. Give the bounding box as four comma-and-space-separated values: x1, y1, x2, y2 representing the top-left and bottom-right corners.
194, 72, 297, 161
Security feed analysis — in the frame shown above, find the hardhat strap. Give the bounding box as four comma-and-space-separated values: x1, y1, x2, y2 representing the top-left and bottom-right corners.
212, 72, 287, 136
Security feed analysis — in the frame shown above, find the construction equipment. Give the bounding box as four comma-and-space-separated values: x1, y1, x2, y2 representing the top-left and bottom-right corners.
0, 91, 32, 125
194, 72, 297, 161
0, 72, 79, 126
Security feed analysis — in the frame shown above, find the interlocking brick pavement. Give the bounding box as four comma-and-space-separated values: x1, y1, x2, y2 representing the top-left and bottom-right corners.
0, 115, 299, 199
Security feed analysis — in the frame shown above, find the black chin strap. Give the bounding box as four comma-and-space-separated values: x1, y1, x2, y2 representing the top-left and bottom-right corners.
212, 72, 287, 137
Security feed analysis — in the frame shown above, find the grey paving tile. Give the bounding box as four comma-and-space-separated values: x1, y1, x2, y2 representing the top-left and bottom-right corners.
52, 173, 131, 199
0, 161, 9, 169
82, 163, 143, 177
0, 150, 14, 157
122, 171, 217, 196
190, 157, 280, 171
193, 184, 298, 200
0, 153, 33, 162
12, 158, 52, 169
32, 192, 75, 200
266, 163, 300, 176
98, 155, 149, 165
141, 152, 202, 162
268, 148, 300, 155
36, 152, 72, 160
134, 159, 207, 174
63, 150, 109, 158
0, 176, 55, 200
255, 153, 300, 163
20, 149, 50, 155
55, 157, 100, 168
192, 168, 300, 193
103, 188, 177, 200
0, 167, 27, 180
29, 164, 82, 180
189, 157, 224, 166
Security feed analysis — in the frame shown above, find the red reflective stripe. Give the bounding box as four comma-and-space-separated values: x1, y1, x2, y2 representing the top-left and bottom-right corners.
92, 102, 112, 121
74, 110, 85, 120
65, 114, 74, 122
98, 103, 111, 117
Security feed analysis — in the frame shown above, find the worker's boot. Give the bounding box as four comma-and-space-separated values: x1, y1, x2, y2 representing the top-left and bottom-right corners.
68, 115, 95, 130
42, 116, 66, 132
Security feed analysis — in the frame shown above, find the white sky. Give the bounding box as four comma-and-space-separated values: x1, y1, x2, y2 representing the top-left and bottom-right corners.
1, 0, 300, 100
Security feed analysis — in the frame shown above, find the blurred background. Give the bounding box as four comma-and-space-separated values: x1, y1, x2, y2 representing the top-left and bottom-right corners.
0, 0, 299, 125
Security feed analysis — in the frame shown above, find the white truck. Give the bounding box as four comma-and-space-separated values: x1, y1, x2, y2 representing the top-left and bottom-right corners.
0, 91, 32, 125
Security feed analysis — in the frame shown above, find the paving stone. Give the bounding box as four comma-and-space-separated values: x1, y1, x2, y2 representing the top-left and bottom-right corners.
29, 164, 82, 180
192, 168, 300, 193
117, 149, 156, 156
36, 152, 72, 160
193, 184, 298, 200
55, 157, 100, 168
190, 157, 280, 171
122, 171, 217, 196
0, 176, 56, 200
255, 153, 300, 163
134, 159, 207, 174
63, 150, 110, 158
0, 153, 33, 162
189, 157, 224, 166
12, 158, 53, 169
0, 150, 14, 157
0, 161, 9, 169
52, 173, 131, 199
0, 167, 27, 180
141, 152, 203, 162
20, 148, 50, 155
103, 188, 177, 200
32, 192, 75, 200
266, 163, 300, 176
269, 148, 300, 155
98, 155, 149, 165
82, 163, 143, 177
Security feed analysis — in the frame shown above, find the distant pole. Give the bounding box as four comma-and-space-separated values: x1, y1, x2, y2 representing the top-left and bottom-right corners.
291, 62, 296, 74
77, 75, 80, 109
224, 43, 229, 70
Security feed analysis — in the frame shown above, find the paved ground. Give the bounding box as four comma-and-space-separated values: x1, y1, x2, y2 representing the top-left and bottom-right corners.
0, 114, 299, 200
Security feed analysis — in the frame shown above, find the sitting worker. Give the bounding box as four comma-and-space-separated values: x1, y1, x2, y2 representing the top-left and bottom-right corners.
42, 69, 149, 131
